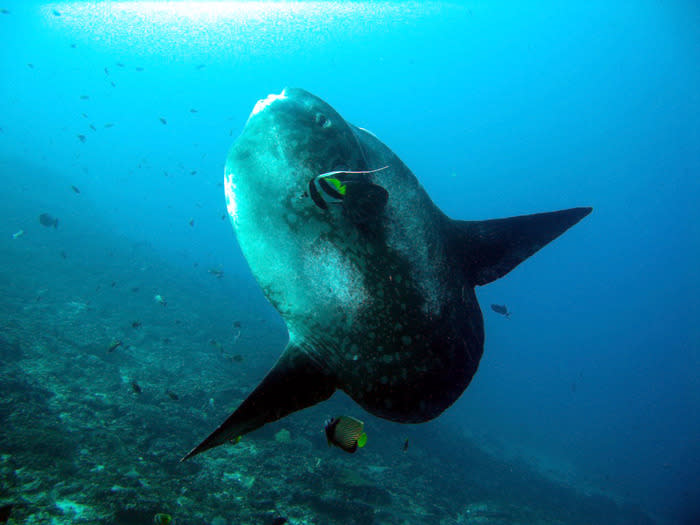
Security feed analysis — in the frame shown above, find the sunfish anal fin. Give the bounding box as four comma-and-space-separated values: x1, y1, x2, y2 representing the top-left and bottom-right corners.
181, 344, 335, 461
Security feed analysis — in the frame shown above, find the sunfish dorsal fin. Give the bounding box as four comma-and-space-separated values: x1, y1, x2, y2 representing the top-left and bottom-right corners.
181, 344, 335, 461
452, 207, 592, 286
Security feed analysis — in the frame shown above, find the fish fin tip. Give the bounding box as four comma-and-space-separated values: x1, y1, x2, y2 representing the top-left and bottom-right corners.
452, 207, 593, 286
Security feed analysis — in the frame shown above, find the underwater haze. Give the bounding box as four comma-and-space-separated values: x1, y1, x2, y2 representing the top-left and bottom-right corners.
1, 1, 698, 524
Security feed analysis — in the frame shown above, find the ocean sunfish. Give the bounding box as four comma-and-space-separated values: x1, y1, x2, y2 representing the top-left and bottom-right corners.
182, 88, 591, 460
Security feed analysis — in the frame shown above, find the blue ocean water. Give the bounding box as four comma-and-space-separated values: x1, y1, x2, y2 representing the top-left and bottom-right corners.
0, 1, 698, 524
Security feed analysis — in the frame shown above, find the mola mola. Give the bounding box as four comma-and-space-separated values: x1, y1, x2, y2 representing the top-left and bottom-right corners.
182, 88, 591, 460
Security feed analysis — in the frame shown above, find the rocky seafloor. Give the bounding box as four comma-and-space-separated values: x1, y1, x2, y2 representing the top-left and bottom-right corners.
0, 223, 655, 525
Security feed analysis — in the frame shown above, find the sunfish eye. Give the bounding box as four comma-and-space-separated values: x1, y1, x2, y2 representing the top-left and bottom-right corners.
315, 113, 331, 128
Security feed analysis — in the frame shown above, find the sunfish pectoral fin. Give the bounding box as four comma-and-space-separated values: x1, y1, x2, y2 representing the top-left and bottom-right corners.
311, 169, 389, 225
342, 181, 389, 224
181, 344, 335, 461
453, 207, 592, 286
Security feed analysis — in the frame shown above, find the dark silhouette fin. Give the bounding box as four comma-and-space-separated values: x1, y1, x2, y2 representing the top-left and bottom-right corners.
452, 207, 592, 286
181, 345, 335, 461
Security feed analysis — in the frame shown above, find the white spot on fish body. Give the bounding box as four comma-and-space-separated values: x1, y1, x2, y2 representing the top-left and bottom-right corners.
224, 170, 238, 224
250, 89, 287, 117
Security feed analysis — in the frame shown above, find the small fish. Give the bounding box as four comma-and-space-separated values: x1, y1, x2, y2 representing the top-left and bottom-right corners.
153, 513, 172, 525
89, 124, 96, 131
154, 294, 167, 306
231, 354, 243, 362
166, 390, 179, 401
221, 213, 227, 220
189, 108, 198, 113
116, 61, 125, 68
195, 64, 206, 70
403, 438, 409, 452
208, 268, 224, 278
324, 415, 367, 453
110, 81, 116, 87
233, 320, 242, 328
270, 518, 288, 525
309, 166, 390, 224
107, 340, 122, 352
11, 229, 24, 239
131, 381, 142, 394
52, 9, 61, 16
159, 117, 167, 125
80, 94, 89, 100
103, 123, 114, 128
490, 304, 511, 318
190, 170, 197, 175
153, 512, 173, 525
77, 134, 86, 143
0, 504, 13, 523
188, 218, 194, 227
104, 67, 109, 75
38, 213, 59, 228
135, 66, 144, 72
27, 63, 34, 69
71, 184, 81, 193
70, 43, 76, 48
131, 320, 142, 329
81, 112, 88, 118
0, 9, 10, 14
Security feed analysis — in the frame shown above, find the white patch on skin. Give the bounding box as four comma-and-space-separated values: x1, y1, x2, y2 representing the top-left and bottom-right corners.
250, 89, 287, 117
224, 169, 238, 225
357, 126, 380, 140
304, 241, 368, 320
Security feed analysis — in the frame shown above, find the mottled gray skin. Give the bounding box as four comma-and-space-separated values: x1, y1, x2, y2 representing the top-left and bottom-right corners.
183, 88, 590, 460
226, 88, 479, 421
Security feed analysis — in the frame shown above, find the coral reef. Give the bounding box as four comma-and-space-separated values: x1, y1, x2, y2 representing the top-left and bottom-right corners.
0, 232, 654, 524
